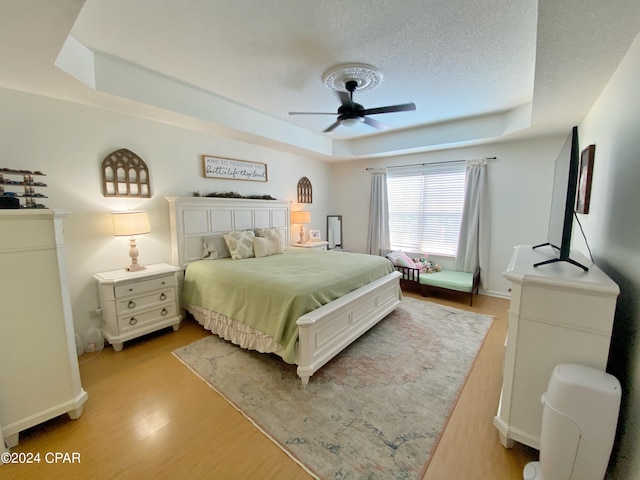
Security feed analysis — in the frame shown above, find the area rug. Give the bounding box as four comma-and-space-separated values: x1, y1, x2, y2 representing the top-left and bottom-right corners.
172, 297, 493, 479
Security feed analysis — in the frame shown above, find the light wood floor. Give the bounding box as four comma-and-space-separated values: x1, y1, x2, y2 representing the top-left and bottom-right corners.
4, 291, 536, 479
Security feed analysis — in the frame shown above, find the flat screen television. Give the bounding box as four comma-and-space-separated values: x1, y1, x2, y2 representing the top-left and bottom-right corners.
533, 126, 588, 271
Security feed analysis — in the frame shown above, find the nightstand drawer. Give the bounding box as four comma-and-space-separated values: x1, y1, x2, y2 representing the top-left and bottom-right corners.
114, 275, 175, 298
115, 288, 175, 316
118, 305, 176, 333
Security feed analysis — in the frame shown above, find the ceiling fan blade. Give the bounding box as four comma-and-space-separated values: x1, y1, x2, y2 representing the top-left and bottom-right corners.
362, 103, 416, 116
336, 90, 351, 106
323, 120, 342, 132
289, 111, 337, 115
363, 117, 390, 131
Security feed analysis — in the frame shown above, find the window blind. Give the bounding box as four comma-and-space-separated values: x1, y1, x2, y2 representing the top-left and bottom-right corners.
387, 162, 466, 256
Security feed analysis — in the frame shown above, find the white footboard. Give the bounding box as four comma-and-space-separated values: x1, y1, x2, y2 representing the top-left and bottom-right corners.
296, 270, 402, 384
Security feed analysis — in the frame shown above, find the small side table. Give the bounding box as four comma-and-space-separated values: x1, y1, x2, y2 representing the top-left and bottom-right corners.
291, 241, 329, 250
93, 263, 182, 351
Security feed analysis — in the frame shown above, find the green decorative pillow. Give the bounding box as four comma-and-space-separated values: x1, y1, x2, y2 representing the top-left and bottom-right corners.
223, 230, 255, 260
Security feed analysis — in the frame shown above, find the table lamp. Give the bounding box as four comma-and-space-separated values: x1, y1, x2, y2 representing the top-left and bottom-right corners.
291, 210, 311, 244
111, 210, 151, 271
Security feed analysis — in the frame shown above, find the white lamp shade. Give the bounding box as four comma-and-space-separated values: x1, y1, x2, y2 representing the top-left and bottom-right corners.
291, 210, 311, 224
111, 210, 151, 236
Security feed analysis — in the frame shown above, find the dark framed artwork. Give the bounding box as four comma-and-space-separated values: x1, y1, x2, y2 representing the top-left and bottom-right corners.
576, 144, 595, 214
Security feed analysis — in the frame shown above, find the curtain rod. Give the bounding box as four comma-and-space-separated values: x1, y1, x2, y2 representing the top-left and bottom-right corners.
365, 156, 496, 171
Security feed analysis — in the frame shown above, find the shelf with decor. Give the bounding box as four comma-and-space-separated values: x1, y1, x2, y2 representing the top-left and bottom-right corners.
0, 168, 48, 208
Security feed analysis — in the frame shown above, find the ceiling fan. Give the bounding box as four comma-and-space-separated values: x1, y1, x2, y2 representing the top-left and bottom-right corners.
289, 80, 416, 133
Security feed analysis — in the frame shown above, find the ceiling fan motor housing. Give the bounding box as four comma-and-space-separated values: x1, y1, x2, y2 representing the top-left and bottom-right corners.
338, 99, 365, 124
338, 102, 364, 114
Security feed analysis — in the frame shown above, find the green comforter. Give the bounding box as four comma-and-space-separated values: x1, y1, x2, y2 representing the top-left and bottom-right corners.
182, 249, 395, 362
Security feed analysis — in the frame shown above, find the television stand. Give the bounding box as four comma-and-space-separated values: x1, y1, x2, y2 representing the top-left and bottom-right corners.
531, 243, 589, 272
495, 245, 618, 450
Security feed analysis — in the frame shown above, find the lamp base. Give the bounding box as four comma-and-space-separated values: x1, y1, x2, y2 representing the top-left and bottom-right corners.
125, 236, 146, 272
126, 263, 146, 272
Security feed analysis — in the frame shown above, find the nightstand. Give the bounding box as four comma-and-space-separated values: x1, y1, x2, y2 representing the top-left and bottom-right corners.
291, 241, 329, 250
93, 263, 182, 351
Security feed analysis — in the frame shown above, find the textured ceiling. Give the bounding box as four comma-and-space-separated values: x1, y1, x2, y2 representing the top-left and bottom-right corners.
1, 0, 640, 160
70, 0, 537, 136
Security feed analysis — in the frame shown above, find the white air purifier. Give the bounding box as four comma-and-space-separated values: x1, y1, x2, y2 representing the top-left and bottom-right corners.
524, 363, 621, 480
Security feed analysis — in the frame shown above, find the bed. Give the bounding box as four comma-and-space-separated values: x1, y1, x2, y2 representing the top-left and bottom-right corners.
166, 196, 401, 384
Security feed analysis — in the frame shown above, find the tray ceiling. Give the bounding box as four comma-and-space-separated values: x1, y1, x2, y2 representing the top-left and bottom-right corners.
1, 0, 639, 160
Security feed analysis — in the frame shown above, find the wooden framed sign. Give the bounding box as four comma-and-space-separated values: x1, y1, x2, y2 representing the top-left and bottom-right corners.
202, 155, 268, 182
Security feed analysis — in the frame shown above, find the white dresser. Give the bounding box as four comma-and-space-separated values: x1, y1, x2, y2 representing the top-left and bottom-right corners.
0, 210, 88, 448
494, 245, 619, 450
94, 263, 182, 351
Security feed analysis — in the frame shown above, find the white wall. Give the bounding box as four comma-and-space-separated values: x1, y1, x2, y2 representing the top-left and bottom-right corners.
0, 88, 332, 339
331, 135, 566, 296
573, 31, 640, 479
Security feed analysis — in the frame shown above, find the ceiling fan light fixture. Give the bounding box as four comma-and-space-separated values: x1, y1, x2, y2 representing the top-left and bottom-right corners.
340, 116, 364, 127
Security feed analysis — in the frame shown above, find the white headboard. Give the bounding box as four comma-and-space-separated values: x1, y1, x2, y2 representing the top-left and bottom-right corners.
166, 196, 291, 268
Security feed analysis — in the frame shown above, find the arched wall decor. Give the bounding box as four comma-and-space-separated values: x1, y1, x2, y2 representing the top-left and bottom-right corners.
297, 176, 312, 203
101, 149, 151, 198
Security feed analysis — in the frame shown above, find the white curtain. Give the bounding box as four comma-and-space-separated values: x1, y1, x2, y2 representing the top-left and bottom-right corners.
455, 160, 490, 288
366, 169, 390, 256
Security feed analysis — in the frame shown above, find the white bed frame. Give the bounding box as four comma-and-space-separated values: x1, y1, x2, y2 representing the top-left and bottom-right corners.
166, 196, 401, 384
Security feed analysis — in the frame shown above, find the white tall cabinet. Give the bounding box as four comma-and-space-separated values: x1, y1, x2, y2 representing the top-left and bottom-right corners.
0, 210, 88, 448
494, 245, 619, 450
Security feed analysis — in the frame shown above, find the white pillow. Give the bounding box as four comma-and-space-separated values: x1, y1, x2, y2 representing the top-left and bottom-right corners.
202, 235, 231, 260
223, 230, 256, 260
254, 227, 285, 254
253, 236, 283, 258
387, 250, 417, 269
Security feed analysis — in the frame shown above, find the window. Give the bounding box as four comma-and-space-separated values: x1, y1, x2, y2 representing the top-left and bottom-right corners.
387, 162, 466, 256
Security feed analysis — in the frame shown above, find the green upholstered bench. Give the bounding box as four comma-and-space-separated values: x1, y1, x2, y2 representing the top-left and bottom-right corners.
394, 265, 480, 306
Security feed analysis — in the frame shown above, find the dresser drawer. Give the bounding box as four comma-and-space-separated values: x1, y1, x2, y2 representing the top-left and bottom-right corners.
115, 288, 175, 316
118, 304, 176, 333
114, 275, 175, 298
519, 285, 616, 334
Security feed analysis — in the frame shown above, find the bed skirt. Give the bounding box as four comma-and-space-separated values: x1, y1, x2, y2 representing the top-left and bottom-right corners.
185, 303, 290, 361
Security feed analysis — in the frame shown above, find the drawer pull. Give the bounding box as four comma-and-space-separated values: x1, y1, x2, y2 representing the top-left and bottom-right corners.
161, 308, 168, 316
128, 300, 136, 309
159, 293, 167, 301
129, 317, 138, 326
